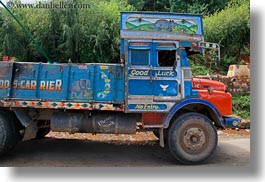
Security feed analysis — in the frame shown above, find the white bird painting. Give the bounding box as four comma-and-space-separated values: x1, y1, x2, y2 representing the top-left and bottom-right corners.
160, 84, 169, 91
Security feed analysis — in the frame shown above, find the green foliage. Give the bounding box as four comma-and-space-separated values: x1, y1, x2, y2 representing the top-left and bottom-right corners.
190, 60, 214, 76
190, 62, 250, 119
203, 0, 250, 62
79, 0, 134, 63
127, 0, 230, 15
0, 0, 133, 63
232, 95, 250, 119
0, 0, 250, 67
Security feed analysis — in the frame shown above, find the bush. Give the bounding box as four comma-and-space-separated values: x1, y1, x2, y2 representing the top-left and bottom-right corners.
232, 95, 250, 119
0, 0, 134, 63
203, 0, 250, 62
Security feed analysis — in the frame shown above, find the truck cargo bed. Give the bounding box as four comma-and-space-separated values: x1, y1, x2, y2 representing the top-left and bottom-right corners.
0, 62, 124, 104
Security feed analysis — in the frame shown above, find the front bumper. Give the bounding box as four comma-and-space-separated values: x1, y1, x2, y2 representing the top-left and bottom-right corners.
223, 116, 241, 128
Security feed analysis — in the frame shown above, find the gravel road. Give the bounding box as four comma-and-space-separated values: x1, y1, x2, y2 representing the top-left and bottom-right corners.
0, 129, 250, 167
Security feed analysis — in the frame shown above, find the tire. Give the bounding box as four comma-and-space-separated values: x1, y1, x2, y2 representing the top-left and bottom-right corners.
167, 112, 217, 165
0, 110, 19, 156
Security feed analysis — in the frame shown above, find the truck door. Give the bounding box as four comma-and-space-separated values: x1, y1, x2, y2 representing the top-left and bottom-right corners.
127, 41, 153, 110
126, 41, 181, 112
152, 41, 181, 101
127, 41, 152, 96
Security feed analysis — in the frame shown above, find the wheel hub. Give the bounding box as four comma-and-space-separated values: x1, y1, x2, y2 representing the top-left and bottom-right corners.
183, 128, 206, 150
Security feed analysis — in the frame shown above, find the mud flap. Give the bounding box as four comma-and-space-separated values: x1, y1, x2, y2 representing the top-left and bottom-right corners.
13, 108, 38, 140
159, 128, 164, 148
22, 122, 38, 141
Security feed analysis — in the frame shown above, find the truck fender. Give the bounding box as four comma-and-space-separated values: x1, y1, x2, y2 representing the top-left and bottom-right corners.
163, 98, 225, 128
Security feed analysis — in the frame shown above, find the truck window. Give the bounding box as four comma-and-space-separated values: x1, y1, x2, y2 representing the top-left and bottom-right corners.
158, 50, 176, 67
130, 49, 149, 66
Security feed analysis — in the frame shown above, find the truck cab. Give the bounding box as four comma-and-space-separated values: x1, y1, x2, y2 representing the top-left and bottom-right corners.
120, 12, 237, 128
0, 12, 240, 164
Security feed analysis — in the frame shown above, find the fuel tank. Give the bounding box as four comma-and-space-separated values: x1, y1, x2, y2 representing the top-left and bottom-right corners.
51, 111, 140, 134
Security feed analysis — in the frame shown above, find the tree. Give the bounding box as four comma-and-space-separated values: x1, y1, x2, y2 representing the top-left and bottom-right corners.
78, 0, 134, 63
0, 0, 133, 63
128, 0, 230, 15
203, 0, 250, 62
0, 0, 248, 67
59, 5, 84, 63
1, 18, 21, 57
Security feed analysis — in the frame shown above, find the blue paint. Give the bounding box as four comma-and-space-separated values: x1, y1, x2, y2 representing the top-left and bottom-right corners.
115, 66, 125, 102
128, 80, 153, 95
127, 41, 180, 98
0, 62, 124, 103
68, 64, 94, 101
11, 63, 41, 99
184, 81, 192, 98
192, 89, 199, 97
94, 65, 117, 102
179, 41, 203, 53
179, 49, 189, 66
120, 40, 125, 55
128, 104, 167, 111
130, 49, 150, 65
163, 98, 225, 128
0, 12, 234, 134
179, 41, 192, 47
0, 62, 13, 98
38, 64, 69, 101
223, 116, 241, 128
154, 80, 178, 96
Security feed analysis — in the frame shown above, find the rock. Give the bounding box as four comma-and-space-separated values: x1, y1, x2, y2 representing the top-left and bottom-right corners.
240, 119, 250, 129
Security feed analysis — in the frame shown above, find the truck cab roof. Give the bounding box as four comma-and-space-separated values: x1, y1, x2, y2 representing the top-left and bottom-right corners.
120, 12, 204, 42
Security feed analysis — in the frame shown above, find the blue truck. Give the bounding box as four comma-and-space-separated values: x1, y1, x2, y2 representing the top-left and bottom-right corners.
0, 12, 241, 164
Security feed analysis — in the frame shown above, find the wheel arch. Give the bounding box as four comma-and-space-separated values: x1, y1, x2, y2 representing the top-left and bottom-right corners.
163, 98, 225, 129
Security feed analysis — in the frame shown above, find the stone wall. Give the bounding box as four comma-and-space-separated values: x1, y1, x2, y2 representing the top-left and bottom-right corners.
195, 75, 250, 95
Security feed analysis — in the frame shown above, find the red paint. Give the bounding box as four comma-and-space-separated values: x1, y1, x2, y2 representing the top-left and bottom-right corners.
142, 113, 165, 126
192, 78, 226, 92
198, 90, 232, 116
192, 78, 232, 115
2, 56, 8, 61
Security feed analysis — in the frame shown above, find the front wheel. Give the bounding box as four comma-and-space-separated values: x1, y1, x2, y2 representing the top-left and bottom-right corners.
167, 112, 217, 165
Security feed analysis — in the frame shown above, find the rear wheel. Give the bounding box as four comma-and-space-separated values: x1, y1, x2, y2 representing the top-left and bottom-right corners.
167, 112, 217, 164
0, 110, 19, 156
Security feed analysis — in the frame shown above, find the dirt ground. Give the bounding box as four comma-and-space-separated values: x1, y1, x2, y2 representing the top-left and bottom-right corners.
46, 128, 250, 143
0, 128, 250, 167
